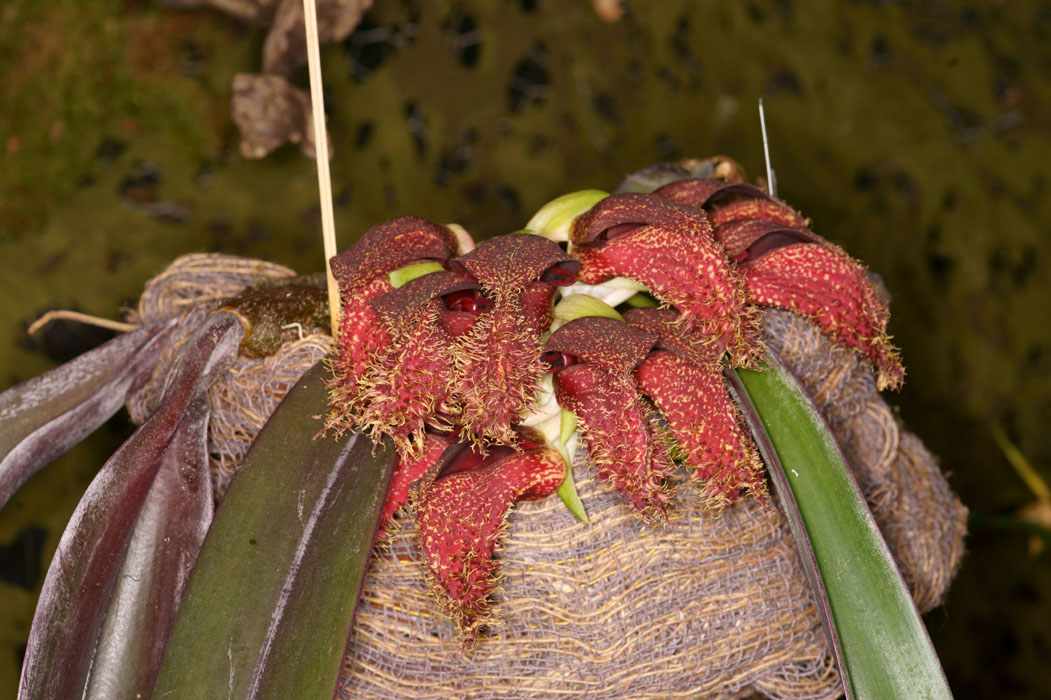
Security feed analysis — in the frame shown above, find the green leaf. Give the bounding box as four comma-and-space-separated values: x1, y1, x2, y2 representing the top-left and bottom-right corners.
152, 362, 397, 700
730, 355, 952, 700
19, 312, 242, 700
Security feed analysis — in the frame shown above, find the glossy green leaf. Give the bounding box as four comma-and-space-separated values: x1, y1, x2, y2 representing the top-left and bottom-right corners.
152, 362, 397, 700
730, 355, 952, 700
0, 319, 174, 510
19, 312, 242, 700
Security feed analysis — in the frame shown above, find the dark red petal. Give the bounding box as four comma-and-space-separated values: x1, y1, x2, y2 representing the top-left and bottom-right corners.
328, 275, 394, 431
329, 216, 457, 298
707, 197, 807, 228
353, 271, 492, 454
653, 179, 773, 210
355, 301, 459, 456
545, 316, 657, 376
330, 272, 477, 439
370, 270, 479, 330
450, 299, 547, 446
570, 192, 708, 246
447, 235, 578, 446
622, 307, 719, 369
545, 317, 670, 516
713, 219, 828, 261
439, 310, 481, 338
415, 447, 565, 641
553, 362, 673, 519
572, 223, 761, 366
451, 233, 580, 294
634, 350, 767, 506
519, 281, 557, 331
377, 432, 451, 537
742, 243, 905, 390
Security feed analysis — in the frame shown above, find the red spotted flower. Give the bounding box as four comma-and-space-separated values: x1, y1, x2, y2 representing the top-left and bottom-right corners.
325, 169, 905, 641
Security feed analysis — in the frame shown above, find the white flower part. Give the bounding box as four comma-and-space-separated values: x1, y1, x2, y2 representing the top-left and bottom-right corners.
534, 412, 563, 449
548, 278, 652, 332
444, 222, 475, 254
560, 432, 580, 468
520, 374, 561, 429
559, 277, 649, 308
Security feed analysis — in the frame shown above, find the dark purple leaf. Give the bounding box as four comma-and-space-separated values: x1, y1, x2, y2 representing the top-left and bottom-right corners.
0, 319, 175, 509
18, 312, 243, 700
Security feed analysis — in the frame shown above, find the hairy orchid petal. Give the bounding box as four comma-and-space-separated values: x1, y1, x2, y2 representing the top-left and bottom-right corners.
634, 350, 767, 506
371, 271, 480, 329
713, 219, 830, 261
544, 317, 672, 517
354, 302, 456, 455
570, 194, 759, 365
354, 272, 481, 456
622, 307, 719, 369
520, 281, 559, 332
451, 304, 547, 446
742, 243, 905, 390
653, 178, 806, 229
415, 446, 565, 641
652, 179, 774, 210
378, 432, 452, 537
329, 218, 459, 425
451, 233, 580, 292
707, 198, 808, 229
329, 216, 457, 298
328, 275, 395, 424
449, 235, 580, 446
553, 364, 673, 518
544, 316, 656, 376
570, 192, 708, 247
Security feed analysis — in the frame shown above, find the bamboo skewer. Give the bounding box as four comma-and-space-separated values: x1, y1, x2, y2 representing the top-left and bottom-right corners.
303, 0, 341, 338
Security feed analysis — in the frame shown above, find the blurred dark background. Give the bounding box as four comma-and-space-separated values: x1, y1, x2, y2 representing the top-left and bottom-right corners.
1, 1, 1049, 697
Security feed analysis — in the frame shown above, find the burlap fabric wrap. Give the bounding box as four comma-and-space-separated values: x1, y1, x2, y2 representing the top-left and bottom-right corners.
126, 254, 967, 699
125, 253, 332, 496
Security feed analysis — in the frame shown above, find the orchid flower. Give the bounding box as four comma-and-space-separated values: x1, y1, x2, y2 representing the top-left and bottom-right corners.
322, 175, 904, 640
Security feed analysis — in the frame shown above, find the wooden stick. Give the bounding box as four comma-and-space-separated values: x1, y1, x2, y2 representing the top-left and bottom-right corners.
27, 310, 138, 336
302, 0, 341, 338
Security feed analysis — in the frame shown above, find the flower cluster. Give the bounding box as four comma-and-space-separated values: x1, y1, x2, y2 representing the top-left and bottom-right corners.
325, 175, 903, 639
